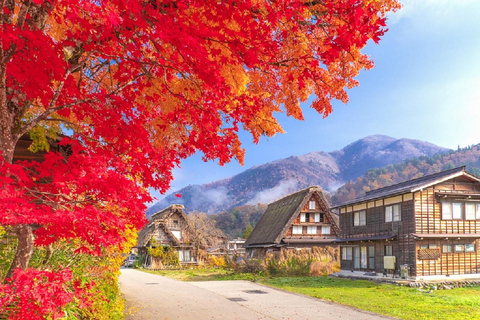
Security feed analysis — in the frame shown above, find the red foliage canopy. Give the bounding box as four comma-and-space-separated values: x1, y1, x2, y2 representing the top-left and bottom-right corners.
0, 1, 399, 315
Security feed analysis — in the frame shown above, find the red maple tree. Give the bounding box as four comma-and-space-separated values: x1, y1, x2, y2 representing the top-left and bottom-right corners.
0, 0, 399, 316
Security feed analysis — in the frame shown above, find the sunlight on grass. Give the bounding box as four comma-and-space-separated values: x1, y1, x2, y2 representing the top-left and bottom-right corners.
139, 268, 480, 319
262, 277, 480, 320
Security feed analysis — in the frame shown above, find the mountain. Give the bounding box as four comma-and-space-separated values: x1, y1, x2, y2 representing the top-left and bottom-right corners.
147, 135, 448, 216
331, 144, 480, 206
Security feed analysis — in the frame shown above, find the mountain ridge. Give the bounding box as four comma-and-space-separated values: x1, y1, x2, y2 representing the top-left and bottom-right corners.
147, 135, 449, 216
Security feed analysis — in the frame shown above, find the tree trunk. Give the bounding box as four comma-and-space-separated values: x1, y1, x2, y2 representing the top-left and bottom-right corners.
6, 225, 34, 278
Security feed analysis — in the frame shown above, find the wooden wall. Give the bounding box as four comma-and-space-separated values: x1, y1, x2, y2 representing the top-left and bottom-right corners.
339, 199, 416, 274
285, 195, 337, 238
415, 184, 480, 234
415, 239, 480, 276
414, 178, 480, 276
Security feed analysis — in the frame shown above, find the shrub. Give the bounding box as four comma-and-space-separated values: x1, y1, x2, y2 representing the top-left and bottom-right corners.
264, 246, 339, 277
148, 244, 179, 266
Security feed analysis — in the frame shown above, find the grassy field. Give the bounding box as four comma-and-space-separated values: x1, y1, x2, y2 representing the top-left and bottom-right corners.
263, 277, 480, 320
142, 268, 480, 320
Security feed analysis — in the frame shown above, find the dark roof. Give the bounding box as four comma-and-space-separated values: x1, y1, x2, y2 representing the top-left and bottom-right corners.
244, 186, 338, 247
150, 204, 186, 221
335, 166, 480, 207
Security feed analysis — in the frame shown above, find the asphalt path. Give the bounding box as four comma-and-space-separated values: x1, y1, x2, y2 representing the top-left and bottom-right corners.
119, 268, 394, 320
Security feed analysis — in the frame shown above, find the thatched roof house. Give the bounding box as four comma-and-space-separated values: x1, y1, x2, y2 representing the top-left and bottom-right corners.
244, 186, 340, 258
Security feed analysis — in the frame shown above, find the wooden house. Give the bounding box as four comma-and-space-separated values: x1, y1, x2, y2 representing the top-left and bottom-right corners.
13, 134, 69, 163
137, 204, 197, 267
244, 186, 340, 258
335, 166, 480, 280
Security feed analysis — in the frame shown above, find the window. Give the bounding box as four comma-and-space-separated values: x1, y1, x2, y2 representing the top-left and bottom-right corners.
171, 230, 182, 240
307, 226, 317, 235
300, 213, 306, 222
385, 204, 401, 222
455, 244, 465, 252
420, 244, 437, 249
442, 202, 452, 219
309, 201, 316, 210
354, 210, 366, 226
321, 225, 331, 234
342, 247, 353, 260
453, 202, 463, 219
314, 213, 320, 222
368, 246, 375, 269
466, 244, 476, 252
361, 246, 368, 269
442, 202, 463, 220
385, 245, 393, 256
442, 244, 452, 253
292, 225, 303, 234
466, 203, 476, 220
477, 204, 480, 219
178, 250, 191, 262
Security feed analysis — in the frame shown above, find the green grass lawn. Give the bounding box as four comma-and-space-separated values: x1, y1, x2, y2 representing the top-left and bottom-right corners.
140, 268, 480, 320
262, 277, 480, 320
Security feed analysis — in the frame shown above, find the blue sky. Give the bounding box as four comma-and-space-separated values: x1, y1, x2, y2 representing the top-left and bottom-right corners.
150, 1, 480, 203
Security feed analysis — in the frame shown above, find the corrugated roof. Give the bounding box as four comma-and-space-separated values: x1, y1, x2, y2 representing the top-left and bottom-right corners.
244, 186, 337, 247
335, 166, 476, 207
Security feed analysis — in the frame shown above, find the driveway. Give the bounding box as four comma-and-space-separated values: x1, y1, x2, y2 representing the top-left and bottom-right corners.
119, 269, 393, 320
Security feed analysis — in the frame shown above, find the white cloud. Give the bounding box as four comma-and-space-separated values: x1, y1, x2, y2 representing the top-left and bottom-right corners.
247, 179, 299, 205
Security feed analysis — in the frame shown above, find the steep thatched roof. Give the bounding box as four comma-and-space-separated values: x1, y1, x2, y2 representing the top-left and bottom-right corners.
244, 186, 337, 247
137, 204, 188, 247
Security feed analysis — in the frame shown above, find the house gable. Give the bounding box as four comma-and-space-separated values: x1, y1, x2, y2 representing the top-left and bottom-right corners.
138, 204, 194, 248
245, 186, 339, 247
280, 189, 340, 242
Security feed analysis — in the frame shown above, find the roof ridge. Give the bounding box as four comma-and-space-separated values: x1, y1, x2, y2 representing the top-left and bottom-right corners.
364, 166, 465, 195
268, 185, 322, 206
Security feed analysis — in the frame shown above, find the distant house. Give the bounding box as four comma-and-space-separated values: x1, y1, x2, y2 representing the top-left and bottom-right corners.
335, 166, 480, 280
244, 186, 340, 258
227, 237, 246, 255
137, 204, 196, 267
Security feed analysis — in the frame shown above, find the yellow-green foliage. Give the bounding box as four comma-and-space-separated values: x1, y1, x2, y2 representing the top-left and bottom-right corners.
265, 246, 339, 277
148, 244, 179, 266
1, 227, 137, 319
206, 255, 227, 268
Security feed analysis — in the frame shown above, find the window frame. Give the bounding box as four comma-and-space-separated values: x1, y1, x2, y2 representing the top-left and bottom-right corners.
354, 210, 366, 226
466, 203, 476, 220
442, 244, 453, 253
341, 247, 353, 260
300, 213, 306, 222
292, 225, 303, 235
385, 245, 393, 256
321, 225, 331, 235
385, 204, 401, 222
307, 225, 317, 235
171, 230, 182, 240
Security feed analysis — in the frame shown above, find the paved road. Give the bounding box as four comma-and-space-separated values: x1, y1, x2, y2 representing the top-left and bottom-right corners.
119, 269, 393, 320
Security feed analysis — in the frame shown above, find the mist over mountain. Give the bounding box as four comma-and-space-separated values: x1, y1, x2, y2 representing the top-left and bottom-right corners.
147, 135, 448, 216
